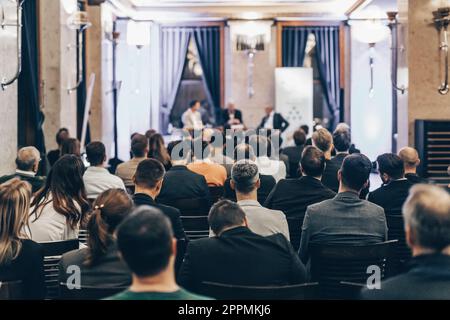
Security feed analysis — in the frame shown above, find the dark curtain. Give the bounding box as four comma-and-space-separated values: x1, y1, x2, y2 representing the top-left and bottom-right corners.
18, 0, 46, 173
282, 27, 309, 67
194, 27, 221, 124
160, 27, 192, 134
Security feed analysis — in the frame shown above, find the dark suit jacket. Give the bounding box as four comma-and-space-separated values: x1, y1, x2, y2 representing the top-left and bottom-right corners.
0, 172, 45, 194
222, 109, 243, 127
405, 173, 428, 185
281, 145, 304, 178
258, 113, 290, 133
134, 193, 186, 240
321, 153, 347, 193
178, 226, 306, 293
368, 179, 414, 215
47, 149, 60, 167
361, 254, 450, 300
223, 174, 276, 205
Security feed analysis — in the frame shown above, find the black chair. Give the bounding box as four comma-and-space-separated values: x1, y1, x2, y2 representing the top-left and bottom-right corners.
171, 198, 211, 216
78, 229, 89, 245
0, 281, 23, 300
208, 186, 224, 204
42, 239, 80, 300
199, 282, 319, 300
181, 216, 210, 240
309, 240, 398, 299
59, 283, 126, 300
339, 282, 366, 300
386, 214, 412, 274
286, 216, 303, 251
175, 238, 188, 276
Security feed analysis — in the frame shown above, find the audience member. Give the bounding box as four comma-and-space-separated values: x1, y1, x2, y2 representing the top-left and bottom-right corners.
108, 206, 209, 300
178, 200, 306, 294
116, 134, 148, 188
228, 160, 289, 240
208, 129, 234, 176
299, 154, 387, 263
28, 155, 90, 242
59, 189, 132, 288
0, 179, 45, 299
362, 185, 450, 300
47, 128, 69, 167
334, 123, 360, 154
60, 138, 81, 158
301, 125, 312, 146
369, 153, 414, 216
148, 133, 172, 171
133, 159, 186, 240
0, 147, 45, 193
84, 142, 126, 200
325, 129, 351, 191
312, 128, 338, 192
398, 147, 428, 184
250, 135, 286, 182
187, 141, 227, 187
282, 129, 307, 178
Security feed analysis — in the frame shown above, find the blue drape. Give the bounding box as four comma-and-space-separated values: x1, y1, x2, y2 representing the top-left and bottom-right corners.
18, 0, 46, 172
194, 27, 221, 124
282, 27, 309, 67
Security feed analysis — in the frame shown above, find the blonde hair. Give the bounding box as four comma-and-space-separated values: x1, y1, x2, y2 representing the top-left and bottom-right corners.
312, 128, 333, 153
0, 179, 32, 265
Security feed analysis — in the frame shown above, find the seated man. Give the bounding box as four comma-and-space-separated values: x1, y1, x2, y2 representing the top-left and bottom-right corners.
222, 101, 243, 129
368, 153, 414, 216
83, 141, 126, 200
329, 128, 352, 182
47, 128, 69, 167
187, 141, 227, 187
108, 206, 210, 300
299, 154, 387, 264
0, 147, 45, 193
133, 159, 186, 240
282, 129, 306, 178
398, 147, 428, 184
182, 100, 204, 130
228, 160, 289, 240
178, 200, 306, 294
250, 135, 286, 183
116, 134, 148, 188
362, 185, 450, 300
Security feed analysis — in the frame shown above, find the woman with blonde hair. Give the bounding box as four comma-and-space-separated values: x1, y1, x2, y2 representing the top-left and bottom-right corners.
0, 179, 45, 299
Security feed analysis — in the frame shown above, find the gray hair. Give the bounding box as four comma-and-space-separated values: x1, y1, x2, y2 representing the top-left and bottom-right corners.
403, 184, 450, 251
16, 147, 40, 172
231, 160, 259, 194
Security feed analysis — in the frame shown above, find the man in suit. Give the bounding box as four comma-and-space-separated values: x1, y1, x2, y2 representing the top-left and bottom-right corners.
258, 106, 289, 133
282, 129, 307, 178
398, 147, 428, 184
299, 154, 387, 264
368, 153, 414, 216
362, 185, 450, 300
0, 147, 45, 193
116, 134, 148, 188
46, 128, 69, 167
312, 128, 339, 192
133, 159, 186, 241
222, 102, 243, 129
178, 200, 306, 294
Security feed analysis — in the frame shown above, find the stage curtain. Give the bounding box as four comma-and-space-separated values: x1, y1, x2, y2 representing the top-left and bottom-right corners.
18, 0, 46, 173
194, 27, 221, 125
160, 27, 192, 134
282, 27, 309, 67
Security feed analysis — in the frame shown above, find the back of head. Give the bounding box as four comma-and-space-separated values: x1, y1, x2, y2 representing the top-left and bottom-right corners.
209, 200, 246, 236
231, 160, 259, 194
61, 138, 81, 157
340, 153, 372, 192
86, 141, 106, 167
398, 147, 420, 170
249, 135, 272, 158
0, 179, 32, 264
145, 129, 157, 140
333, 130, 351, 153
300, 146, 326, 178
148, 133, 170, 163
86, 189, 133, 266
403, 184, 450, 252
16, 146, 40, 172
312, 128, 333, 153
56, 128, 70, 146
135, 159, 166, 189
234, 143, 256, 162
117, 206, 173, 277
300, 125, 310, 136
293, 129, 307, 146
189, 100, 200, 109
377, 153, 405, 180
131, 134, 148, 158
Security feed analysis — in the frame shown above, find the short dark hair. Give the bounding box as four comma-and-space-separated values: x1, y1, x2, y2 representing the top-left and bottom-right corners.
377, 153, 405, 180
300, 125, 310, 136
131, 134, 148, 158
56, 128, 69, 146
86, 142, 106, 166
231, 160, 259, 194
333, 131, 351, 152
189, 100, 200, 108
300, 146, 326, 177
117, 206, 173, 277
293, 129, 307, 146
340, 154, 372, 191
167, 140, 191, 162
135, 159, 166, 189
209, 200, 246, 235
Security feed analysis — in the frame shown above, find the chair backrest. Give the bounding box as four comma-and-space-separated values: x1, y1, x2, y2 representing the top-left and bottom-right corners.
172, 198, 211, 216
208, 186, 224, 204
78, 229, 89, 245
0, 281, 23, 300
59, 283, 127, 300
286, 217, 303, 251
385, 215, 412, 262
199, 282, 318, 300
181, 216, 210, 240
175, 238, 188, 276
309, 240, 398, 299
41, 239, 80, 257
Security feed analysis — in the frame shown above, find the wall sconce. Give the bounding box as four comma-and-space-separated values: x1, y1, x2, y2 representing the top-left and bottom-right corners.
0, 0, 24, 91
126, 20, 150, 49
433, 7, 450, 95
387, 11, 407, 95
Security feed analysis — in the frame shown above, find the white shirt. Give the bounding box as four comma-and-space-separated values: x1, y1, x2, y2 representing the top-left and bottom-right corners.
182, 108, 204, 130
264, 111, 275, 129
255, 156, 286, 182
83, 166, 126, 199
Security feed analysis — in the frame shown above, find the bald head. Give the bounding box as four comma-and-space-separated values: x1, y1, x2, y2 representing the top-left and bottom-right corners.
16, 147, 41, 173
398, 147, 420, 173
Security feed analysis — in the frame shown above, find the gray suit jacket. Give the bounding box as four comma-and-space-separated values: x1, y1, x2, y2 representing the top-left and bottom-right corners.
299, 192, 388, 263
